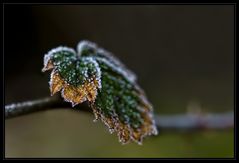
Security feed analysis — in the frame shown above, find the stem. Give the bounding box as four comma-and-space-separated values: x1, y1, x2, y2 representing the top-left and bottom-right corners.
5, 97, 234, 130
155, 111, 234, 130
5, 96, 62, 119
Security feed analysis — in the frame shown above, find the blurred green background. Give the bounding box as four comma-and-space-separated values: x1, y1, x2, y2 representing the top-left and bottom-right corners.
5, 5, 234, 158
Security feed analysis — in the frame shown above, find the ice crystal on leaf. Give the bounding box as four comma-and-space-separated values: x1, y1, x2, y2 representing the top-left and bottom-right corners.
42, 40, 158, 144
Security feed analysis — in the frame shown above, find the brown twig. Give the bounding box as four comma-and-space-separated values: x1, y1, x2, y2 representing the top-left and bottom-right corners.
5, 97, 234, 130
5, 95, 89, 119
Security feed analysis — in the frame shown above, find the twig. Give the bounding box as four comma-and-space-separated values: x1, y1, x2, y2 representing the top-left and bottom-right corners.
5, 95, 89, 119
5, 95, 62, 119
5, 97, 234, 130
155, 111, 234, 130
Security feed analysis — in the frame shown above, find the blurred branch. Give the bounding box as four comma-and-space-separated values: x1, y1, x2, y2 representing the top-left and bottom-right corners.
5, 97, 234, 131
155, 111, 234, 130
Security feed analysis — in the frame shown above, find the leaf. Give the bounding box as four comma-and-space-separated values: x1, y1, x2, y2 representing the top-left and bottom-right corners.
42, 40, 158, 144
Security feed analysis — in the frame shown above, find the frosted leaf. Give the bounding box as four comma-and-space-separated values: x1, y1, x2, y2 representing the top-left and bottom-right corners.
42, 40, 158, 145
77, 40, 137, 83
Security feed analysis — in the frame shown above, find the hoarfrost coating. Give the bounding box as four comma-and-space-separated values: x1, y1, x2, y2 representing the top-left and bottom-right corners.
42, 40, 158, 145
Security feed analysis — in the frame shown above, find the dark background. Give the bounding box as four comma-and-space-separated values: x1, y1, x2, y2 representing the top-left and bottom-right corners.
5, 5, 234, 157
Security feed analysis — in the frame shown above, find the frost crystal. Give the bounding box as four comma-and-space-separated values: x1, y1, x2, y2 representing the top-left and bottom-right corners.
42, 40, 158, 145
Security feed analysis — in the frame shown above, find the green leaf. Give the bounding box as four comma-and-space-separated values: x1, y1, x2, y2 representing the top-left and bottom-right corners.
42, 40, 158, 144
